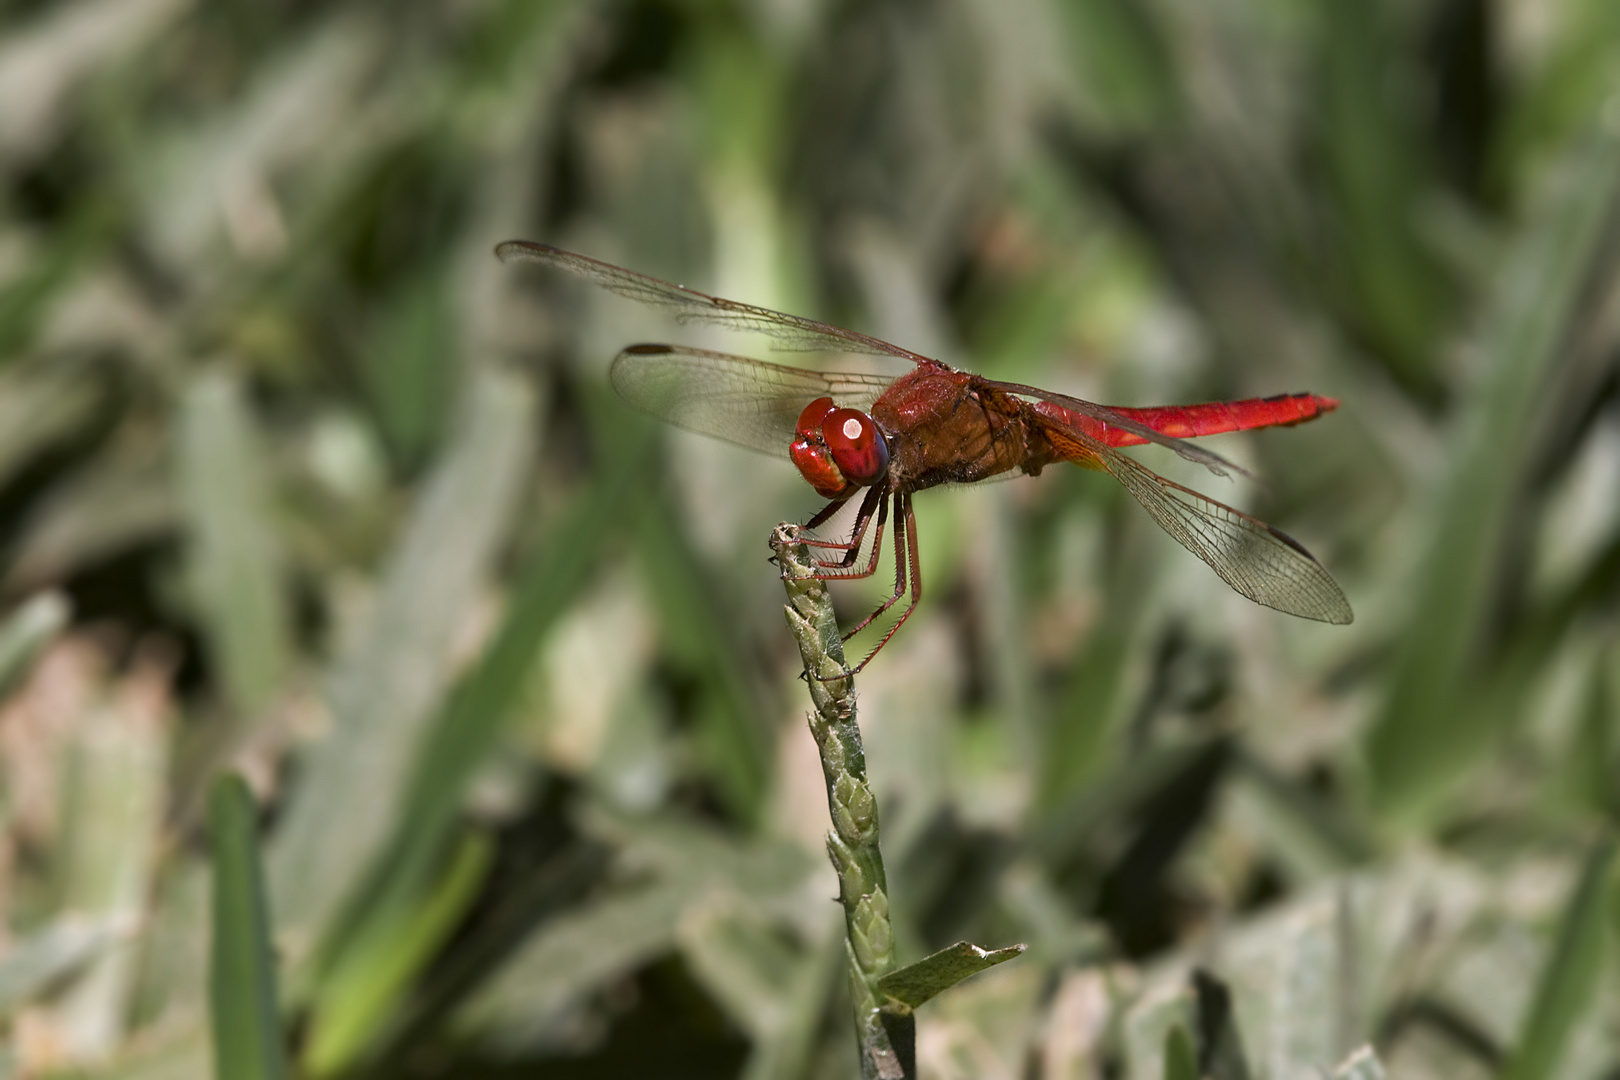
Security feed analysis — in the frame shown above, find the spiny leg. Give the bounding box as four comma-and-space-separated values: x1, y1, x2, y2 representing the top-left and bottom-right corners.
774, 494, 847, 572
802, 484, 880, 561
813, 491, 889, 580
801, 493, 852, 535
802, 483, 886, 575
844, 492, 923, 675
839, 490, 912, 642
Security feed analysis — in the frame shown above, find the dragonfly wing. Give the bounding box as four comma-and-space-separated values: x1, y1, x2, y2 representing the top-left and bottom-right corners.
1000, 380, 1251, 480
1098, 447, 1353, 623
609, 344, 897, 457
497, 241, 927, 361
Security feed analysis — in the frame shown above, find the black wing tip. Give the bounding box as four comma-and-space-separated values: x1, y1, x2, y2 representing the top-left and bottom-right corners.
621, 343, 675, 356
1263, 521, 1317, 560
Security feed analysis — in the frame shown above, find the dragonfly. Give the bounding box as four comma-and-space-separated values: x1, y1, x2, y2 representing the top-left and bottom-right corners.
497, 240, 1352, 672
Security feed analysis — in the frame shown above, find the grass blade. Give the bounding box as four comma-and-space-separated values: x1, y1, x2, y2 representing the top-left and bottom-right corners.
0, 917, 126, 1020
177, 372, 292, 719
269, 367, 534, 953
1162, 1024, 1197, 1080
208, 774, 288, 1080
1365, 89, 1620, 822
633, 489, 772, 823
1499, 835, 1616, 1080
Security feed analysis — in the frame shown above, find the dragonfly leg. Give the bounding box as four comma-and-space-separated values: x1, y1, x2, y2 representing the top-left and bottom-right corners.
812, 490, 888, 579
838, 491, 912, 642
802, 485, 881, 565
801, 494, 853, 535
842, 492, 923, 675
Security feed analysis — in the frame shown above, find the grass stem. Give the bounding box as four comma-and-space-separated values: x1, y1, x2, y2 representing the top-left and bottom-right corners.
772, 523, 913, 1080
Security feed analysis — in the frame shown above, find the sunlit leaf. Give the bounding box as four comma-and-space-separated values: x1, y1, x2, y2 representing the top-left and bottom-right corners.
875, 941, 1027, 1011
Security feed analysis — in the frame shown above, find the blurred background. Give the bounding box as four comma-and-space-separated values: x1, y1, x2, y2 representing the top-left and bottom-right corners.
1, 0, 1618, 1076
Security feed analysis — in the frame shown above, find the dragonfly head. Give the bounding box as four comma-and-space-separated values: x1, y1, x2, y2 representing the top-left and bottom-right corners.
790, 396, 890, 498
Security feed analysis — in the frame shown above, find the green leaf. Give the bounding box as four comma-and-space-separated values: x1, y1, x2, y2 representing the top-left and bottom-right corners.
1311, 3, 1451, 387
177, 371, 292, 719
0, 591, 69, 699
1499, 835, 1616, 1080
209, 774, 289, 1080
874, 941, 1026, 1011
0, 199, 119, 357
1566, 651, 1618, 818
677, 893, 809, 1040
306, 400, 651, 1025
139, 17, 382, 270
360, 268, 453, 470
737, 915, 845, 1080
585, 806, 812, 897
1162, 1024, 1197, 1080
0, 917, 126, 1020
1059, 0, 1179, 134
1492, 0, 1620, 193
0, 366, 104, 491
1037, 495, 1157, 814
1365, 89, 1620, 823
1124, 984, 1197, 1080
4, 451, 176, 594
269, 367, 534, 955
52, 654, 170, 1058
359, 411, 648, 916
457, 878, 696, 1044
458, 809, 814, 1049
634, 489, 772, 823
302, 834, 492, 1075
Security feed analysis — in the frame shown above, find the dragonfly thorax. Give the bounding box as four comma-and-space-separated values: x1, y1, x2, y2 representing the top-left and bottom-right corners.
789, 396, 890, 498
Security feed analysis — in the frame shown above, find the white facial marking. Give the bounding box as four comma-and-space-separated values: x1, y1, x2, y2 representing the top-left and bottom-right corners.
842, 417, 863, 440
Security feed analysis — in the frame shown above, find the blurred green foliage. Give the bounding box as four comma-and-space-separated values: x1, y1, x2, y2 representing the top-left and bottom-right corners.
0, 0, 1617, 1077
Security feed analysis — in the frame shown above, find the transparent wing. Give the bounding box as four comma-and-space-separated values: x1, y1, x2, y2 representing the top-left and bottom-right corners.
1035, 416, 1352, 623
609, 344, 898, 457
1103, 451, 1352, 623
497, 241, 928, 361
997, 379, 1250, 480
498, 241, 1252, 482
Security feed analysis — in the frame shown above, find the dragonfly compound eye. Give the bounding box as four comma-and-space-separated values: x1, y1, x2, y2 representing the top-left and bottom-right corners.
789, 427, 852, 499
795, 396, 838, 438
823, 408, 889, 486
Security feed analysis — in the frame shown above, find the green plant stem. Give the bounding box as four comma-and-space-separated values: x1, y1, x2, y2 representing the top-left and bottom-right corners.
772, 523, 913, 1080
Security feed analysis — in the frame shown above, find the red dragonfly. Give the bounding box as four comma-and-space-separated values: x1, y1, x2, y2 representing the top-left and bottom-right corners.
498, 241, 1352, 671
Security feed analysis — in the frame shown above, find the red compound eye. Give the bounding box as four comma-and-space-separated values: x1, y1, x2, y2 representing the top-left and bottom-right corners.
789, 435, 849, 498
795, 396, 837, 438
822, 408, 889, 485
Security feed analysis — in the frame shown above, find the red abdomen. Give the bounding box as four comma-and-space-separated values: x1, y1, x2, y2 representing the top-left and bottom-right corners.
1037, 393, 1338, 448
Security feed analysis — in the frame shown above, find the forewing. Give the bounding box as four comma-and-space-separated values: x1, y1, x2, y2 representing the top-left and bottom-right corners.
497, 241, 926, 361
1098, 448, 1353, 623
1002, 380, 1251, 480
609, 344, 897, 457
